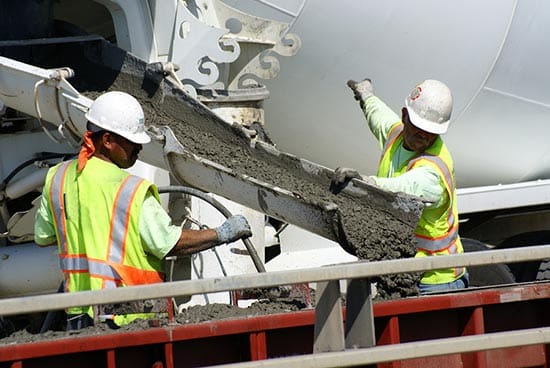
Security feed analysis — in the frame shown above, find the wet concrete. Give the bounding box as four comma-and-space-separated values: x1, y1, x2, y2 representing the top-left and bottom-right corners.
65, 40, 424, 295
112, 60, 423, 297
79, 47, 422, 270
115, 73, 419, 261
0, 39, 424, 344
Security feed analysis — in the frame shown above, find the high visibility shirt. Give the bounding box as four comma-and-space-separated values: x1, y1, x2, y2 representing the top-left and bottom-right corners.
362, 96, 444, 205
34, 157, 181, 318
362, 96, 466, 284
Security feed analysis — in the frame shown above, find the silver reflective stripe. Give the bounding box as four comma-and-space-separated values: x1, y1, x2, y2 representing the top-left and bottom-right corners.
416, 226, 459, 252
50, 161, 73, 255
50, 161, 128, 286
60, 256, 121, 281
108, 175, 144, 264
60, 256, 88, 271
381, 124, 404, 158
88, 260, 120, 280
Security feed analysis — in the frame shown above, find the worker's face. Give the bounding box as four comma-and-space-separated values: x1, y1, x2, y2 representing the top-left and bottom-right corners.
401, 108, 438, 152
103, 132, 142, 169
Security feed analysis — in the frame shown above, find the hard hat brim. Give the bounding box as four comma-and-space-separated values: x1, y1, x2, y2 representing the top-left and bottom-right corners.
124, 131, 151, 144
84, 113, 152, 144
405, 103, 449, 135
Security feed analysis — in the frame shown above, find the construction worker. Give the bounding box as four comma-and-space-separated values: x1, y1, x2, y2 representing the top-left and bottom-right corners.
331, 79, 468, 293
35, 91, 252, 330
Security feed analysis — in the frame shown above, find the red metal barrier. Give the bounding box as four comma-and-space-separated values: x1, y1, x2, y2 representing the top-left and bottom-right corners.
1, 283, 549, 368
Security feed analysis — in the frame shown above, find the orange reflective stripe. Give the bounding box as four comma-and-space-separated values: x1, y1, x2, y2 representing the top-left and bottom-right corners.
107, 175, 163, 286
60, 254, 162, 286
52, 164, 162, 289
107, 176, 144, 264
111, 262, 163, 286
408, 155, 454, 197
416, 226, 459, 253
409, 154, 458, 252
380, 123, 404, 161
60, 254, 121, 284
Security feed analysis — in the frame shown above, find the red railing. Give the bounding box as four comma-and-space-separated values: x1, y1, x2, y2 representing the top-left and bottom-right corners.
1, 283, 549, 368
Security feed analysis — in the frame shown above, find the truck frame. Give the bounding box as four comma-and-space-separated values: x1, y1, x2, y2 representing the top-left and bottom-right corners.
1, 1, 550, 366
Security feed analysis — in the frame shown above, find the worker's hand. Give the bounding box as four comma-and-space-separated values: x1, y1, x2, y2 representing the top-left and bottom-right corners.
215, 215, 252, 244
330, 167, 362, 195
347, 79, 374, 108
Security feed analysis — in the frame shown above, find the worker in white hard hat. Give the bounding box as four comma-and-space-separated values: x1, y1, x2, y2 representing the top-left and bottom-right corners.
331, 79, 468, 294
35, 91, 252, 330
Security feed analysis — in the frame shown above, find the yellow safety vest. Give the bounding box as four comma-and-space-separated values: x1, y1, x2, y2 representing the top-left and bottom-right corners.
45, 159, 165, 324
377, 123, 465, 284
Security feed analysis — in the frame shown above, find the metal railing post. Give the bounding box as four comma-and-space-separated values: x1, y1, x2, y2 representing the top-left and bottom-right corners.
345, 278, 375, 349
314, 280, 345, 353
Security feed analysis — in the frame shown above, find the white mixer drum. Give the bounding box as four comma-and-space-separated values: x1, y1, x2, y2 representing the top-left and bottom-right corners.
228, 0, 550, 188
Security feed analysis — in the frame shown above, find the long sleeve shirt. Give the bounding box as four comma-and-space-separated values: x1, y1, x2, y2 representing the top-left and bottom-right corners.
362, 96, 445, 207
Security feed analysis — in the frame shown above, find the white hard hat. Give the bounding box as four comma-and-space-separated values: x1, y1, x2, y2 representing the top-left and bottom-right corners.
84, 91, 150, 144
404, 80, 453, 135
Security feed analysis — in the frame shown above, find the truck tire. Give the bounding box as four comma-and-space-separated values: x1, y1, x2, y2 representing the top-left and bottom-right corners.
498, 231, 550, 282
462, 238, 516, 287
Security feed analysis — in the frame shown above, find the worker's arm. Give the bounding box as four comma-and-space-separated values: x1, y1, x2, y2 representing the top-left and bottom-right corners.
34, 192, 57, 246
330, 85, 403, 195
169, 228, 220, 256
139, 194, 251, 259
369, 166, 445, 207
362, 95, 401, 148
347, 79, 401, 147
169, 215, 252, 256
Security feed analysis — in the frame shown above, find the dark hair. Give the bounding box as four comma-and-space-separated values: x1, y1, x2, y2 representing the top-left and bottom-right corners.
90, 129, 107, 141
86, 121, 107, 140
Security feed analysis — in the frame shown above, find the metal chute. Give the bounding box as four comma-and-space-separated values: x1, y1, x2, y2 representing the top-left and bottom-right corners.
0, 38, 422, 259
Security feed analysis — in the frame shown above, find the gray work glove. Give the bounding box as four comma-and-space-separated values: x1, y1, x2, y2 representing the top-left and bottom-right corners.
215, 214, 252, 244
330, 167, 362, 195
347, 79, 374, 108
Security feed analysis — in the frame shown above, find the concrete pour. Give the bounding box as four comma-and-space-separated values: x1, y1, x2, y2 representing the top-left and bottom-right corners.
79, 53, 423, 277
0, 41, 424, 345
121, 73, 423, 299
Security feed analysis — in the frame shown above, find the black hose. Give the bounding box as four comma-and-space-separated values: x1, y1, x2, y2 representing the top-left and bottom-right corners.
1, 152, 75, 189
157, 185, 266, 273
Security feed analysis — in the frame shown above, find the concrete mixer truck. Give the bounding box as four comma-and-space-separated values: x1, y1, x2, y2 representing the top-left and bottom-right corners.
253, 0, 550, 285
1, 0, 549, 295
0, 0, 421, 308
1, 1, 550, 366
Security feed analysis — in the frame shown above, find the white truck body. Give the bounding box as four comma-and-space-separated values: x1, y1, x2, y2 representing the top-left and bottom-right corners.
0, 0, 549, 303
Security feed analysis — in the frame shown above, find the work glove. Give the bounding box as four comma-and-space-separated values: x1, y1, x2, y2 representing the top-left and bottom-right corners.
330, 167, 362, 195
347, 79, 374, 108
215, 214, 252, 244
